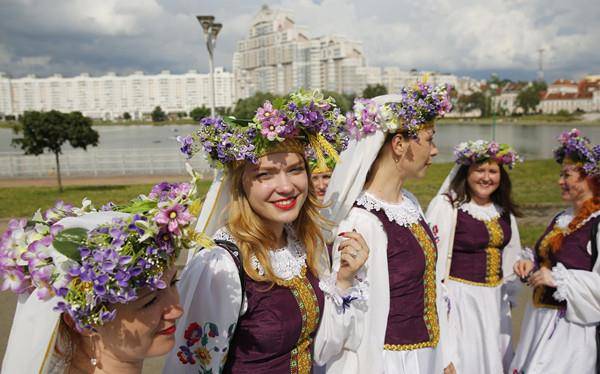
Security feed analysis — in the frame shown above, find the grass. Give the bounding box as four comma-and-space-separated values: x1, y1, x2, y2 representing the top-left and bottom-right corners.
0, 159, 565, 246
0, 181, 212, 219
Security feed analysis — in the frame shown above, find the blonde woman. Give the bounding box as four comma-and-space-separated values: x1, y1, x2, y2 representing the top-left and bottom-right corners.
166, 91, 369, 373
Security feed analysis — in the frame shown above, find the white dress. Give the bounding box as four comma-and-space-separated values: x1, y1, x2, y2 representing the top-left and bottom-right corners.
426, 196, 523, 374
510, 210, 600, 374
316, 190, 447, 374
164, 226, 367, 373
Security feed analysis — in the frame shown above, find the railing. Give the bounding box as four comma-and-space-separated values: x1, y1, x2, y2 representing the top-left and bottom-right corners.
0, 148, 212, 178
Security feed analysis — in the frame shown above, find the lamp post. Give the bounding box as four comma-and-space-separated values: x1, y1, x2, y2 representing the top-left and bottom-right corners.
197, 15, 222, 118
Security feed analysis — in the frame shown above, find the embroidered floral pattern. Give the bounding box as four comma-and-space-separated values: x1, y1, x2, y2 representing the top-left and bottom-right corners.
177, 321, 236, 373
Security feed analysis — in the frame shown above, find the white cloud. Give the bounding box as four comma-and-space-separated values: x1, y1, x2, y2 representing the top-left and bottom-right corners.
0, 0, 598, 80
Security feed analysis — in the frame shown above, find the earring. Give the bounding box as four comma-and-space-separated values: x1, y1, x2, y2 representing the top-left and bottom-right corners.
90, 336, 97, 366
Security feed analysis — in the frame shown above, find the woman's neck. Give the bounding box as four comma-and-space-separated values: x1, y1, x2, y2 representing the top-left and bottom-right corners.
70, 343, 143, 374
271, 223, 286, 248
572, 194, 595, 215
365, 165, 406, 203
471, 195, 492, 206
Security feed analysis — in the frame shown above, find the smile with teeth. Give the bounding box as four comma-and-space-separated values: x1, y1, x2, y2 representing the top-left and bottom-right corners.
273, 196, 298, 210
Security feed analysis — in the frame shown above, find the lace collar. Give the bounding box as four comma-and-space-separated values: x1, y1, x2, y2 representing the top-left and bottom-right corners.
459, 200, 503, 222
555, 208, 600, 230
213, 226, 307, 281
355, 190, 421, 227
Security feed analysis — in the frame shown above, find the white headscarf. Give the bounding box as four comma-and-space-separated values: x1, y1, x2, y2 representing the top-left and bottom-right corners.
2, 211, 130, 374
322, 94, 404, 235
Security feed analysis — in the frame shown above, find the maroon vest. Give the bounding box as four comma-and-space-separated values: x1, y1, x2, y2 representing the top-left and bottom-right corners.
449, 210, 512, 286
224, 269, 325, 373
355, 203, 440, 350
533, 214, 599, 309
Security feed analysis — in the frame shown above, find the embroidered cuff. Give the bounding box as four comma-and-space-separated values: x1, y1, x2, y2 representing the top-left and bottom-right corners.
319, 272, 368, 313
519, 247, 535, 262
552, 263, 569, 302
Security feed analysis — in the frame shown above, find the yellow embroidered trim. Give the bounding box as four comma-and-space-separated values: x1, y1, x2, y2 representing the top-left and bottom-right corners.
276, 266, 320, 374
484, 218, 504, 286
447, 275, 502, 288
384, 223, 439, 351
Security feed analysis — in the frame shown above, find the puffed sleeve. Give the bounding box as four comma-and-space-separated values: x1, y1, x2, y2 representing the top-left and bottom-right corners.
501, 214, 524, 306
313, 208, 374, 366
551, 221, 600, 325
425, 194, 459, 369
163, 246, 242, 373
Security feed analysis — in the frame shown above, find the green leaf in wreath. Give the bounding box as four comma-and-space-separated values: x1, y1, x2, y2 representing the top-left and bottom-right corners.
52, 227, 88, 262
117, 199, 156, 214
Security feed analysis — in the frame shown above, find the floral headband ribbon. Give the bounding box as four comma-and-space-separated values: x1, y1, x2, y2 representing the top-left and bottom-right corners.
345, 82, 453, 140
0, 168, 204, 330
178, 90, 349, 173
454, 140, 523, 169
554, 128, 600, 177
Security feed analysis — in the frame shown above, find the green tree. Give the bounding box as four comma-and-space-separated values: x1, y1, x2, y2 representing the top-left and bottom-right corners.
151, 106, 167, 122
232, 92, 282, 119
177, 111, 187, 119
190, 106, 211, 121
12, 111, 99, 192
322, 90, 353, 113
458, 92, 489, 116
123, 112, 131, 120
362, 84, 388, 99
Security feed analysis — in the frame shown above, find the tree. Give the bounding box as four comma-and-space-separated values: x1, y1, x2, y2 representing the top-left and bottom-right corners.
123, 112, 131, 120
190, 106, 211, 121
177, 111, 187, 119
362, 84, 388, 99
12, 111, 99, 192
457, 92, 489, 116
151, 106, 167, 122
232, 92, 282, 119
322, 90, 352, 113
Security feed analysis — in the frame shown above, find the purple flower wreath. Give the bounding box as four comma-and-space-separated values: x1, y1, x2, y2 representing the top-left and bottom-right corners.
554, 128, 600, 177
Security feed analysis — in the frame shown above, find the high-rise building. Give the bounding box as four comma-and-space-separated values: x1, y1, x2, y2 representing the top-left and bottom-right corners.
0, 68, 235, 120
233, 5, 367, 98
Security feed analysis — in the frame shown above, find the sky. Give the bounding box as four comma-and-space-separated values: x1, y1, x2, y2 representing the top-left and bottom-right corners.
0, 0, 598, 82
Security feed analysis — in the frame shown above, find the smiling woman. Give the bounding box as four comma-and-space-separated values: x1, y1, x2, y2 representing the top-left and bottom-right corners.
166, 90, 370, 374
0, 179, 202, 373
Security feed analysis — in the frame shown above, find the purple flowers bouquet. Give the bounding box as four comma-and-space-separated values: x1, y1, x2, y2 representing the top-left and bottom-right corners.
0, 172, 203, 330
554, 128, 600, 177
454, 140, 522, 169
178, 90, 347, 171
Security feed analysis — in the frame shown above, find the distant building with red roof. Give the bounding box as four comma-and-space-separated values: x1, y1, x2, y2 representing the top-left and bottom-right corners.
539, 77, 600, 113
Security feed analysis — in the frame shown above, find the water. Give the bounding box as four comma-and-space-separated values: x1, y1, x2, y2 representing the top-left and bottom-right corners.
0, 123, 599, 176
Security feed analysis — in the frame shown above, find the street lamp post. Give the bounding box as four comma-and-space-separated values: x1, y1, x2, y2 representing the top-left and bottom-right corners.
197, 15, 222, 118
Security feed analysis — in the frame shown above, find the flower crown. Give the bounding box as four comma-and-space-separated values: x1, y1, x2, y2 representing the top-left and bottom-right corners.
0, 171, 204, 330
178, 90, 347, 171
345, 83, 453, 139
454, 140, 522, 169
554, 128, 600, 177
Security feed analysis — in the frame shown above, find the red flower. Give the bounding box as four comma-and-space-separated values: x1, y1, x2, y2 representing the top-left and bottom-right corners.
184, 322, 202, 346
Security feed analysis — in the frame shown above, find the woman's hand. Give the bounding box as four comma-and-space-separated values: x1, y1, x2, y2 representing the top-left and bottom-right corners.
528, 267, 556, 288
336, 231, 369, 290
513, 259, 535, 280
444, 362, 456, 374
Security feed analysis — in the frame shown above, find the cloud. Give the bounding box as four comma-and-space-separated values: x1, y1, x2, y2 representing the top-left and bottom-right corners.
0, 0, 598, 81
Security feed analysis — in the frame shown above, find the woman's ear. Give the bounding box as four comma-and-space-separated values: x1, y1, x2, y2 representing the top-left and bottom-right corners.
390, 132, 407, 161
62, 313, 94, 337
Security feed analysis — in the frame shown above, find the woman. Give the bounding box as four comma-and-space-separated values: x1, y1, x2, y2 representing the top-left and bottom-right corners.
511, 128, 600, 374
316, 85, 454, 373
426, 140, 523, 373
1, 179, 199, 373
308, 150, 340, 202
167, 90, 369, 373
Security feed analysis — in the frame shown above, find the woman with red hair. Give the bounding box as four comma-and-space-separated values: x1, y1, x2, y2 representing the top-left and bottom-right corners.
512, 128, 600, 374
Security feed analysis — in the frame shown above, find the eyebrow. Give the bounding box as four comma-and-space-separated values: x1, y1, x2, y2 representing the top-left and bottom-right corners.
253, 160, 304, 173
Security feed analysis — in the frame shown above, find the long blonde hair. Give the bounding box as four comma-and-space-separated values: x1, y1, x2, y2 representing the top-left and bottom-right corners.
226, 155, 329, 283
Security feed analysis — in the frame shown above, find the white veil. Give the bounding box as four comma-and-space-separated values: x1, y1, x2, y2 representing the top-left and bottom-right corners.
322, 94, 403, 236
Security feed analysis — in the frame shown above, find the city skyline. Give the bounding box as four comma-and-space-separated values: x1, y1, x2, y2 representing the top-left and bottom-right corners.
1, 0, 599, 82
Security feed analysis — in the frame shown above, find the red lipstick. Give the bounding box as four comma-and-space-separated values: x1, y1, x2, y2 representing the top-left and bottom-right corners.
273, 196, 298, 211
158, 325, 176, 336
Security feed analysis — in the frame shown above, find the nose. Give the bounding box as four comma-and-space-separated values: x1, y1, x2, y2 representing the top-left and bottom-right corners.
275, 172, 295, 195
430, 142, 439, 158
164, 287, 184, 321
